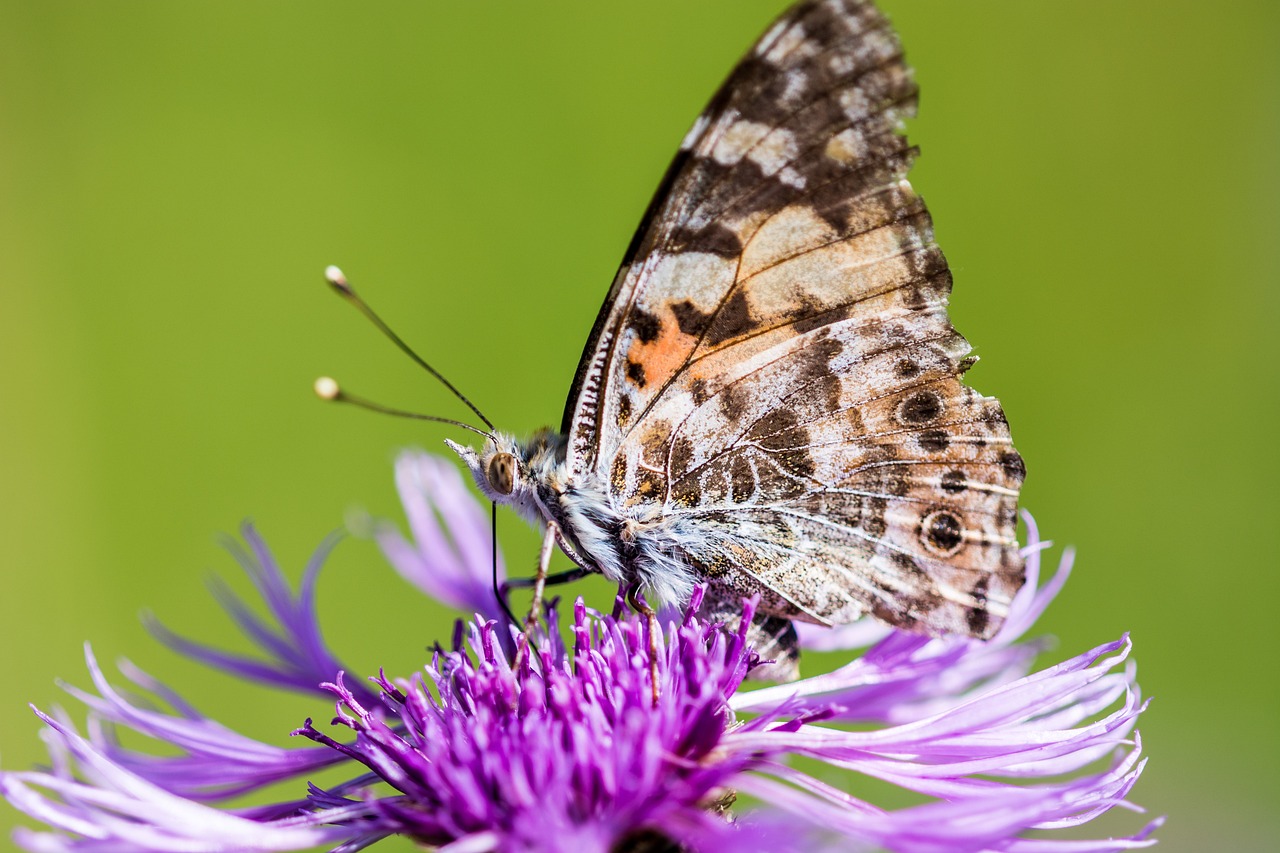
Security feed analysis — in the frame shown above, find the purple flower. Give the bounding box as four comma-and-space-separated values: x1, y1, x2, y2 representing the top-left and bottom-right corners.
1, 451, 1160, 852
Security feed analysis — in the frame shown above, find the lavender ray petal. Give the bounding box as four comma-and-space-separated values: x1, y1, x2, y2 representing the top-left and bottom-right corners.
999, 816, 1164, 852
143, 618, 340, 697
377, 451, 507, 624
144, 529, 377, 708
57, 648, 348, 799
1, 714, 360, 853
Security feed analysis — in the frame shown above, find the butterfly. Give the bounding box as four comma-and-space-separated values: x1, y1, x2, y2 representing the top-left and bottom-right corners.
446, 0, 1025, 678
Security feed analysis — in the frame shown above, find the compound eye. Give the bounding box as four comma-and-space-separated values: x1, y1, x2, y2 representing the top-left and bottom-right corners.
486, 452, 516, 495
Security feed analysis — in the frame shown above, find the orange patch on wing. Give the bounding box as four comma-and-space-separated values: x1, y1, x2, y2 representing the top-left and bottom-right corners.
626, 319, 699, 389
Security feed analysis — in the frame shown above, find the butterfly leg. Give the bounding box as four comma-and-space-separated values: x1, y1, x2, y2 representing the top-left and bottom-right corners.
524, 520, 559, 637
625, 586, 662, 706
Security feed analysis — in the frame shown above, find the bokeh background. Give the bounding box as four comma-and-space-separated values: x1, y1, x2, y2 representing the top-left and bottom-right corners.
1, 1, 1276, 850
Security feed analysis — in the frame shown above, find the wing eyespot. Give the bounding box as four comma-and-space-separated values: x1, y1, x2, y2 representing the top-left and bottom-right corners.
920, 509, 964, 557
897, 390, 943, 425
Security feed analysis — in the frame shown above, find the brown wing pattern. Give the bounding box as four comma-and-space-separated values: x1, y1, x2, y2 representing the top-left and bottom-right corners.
564, 0, 1025, 638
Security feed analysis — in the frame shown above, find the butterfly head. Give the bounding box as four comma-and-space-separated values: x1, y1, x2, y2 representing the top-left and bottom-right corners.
445, 429, 568, 524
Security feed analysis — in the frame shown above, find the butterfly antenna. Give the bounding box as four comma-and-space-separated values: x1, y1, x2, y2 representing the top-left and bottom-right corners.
314, 377, 492, 438
324, 265, 496, 431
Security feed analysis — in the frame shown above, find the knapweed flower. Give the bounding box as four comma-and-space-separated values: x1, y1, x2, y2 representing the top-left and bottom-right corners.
1, 451, 1159, 852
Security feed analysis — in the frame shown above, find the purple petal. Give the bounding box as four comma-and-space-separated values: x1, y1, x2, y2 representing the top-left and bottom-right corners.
735, 743, 1151, 853
376, 451, 508, 624
60, 646, 345, 801
722, 627, 1149, 850
0, 713, 357, 853
145, 526, 376, 707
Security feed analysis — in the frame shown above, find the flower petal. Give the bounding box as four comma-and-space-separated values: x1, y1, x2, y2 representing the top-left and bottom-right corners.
145, 525, 373, 705
59, 646, 345, 801
1, 713, 357, 853
376, 451, 508, 625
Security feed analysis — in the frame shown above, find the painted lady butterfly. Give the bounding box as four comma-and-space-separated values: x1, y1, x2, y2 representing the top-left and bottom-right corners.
447, 0, 1025, 677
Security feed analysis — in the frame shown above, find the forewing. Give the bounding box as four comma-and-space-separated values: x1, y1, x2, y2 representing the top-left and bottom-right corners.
564, 0, 1025, 638
563, 0, 907, 465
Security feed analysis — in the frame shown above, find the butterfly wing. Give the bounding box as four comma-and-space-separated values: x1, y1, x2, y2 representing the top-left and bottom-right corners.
563, 0, 1025, 639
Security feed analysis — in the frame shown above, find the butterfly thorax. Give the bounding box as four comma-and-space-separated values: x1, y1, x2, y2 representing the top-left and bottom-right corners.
446, 431, 697, 607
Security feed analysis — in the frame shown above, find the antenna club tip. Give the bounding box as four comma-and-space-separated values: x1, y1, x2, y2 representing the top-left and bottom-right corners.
324, 265, 353, 294
314, 376, 342, 401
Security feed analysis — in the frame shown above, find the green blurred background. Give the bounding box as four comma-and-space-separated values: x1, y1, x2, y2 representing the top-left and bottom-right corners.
1, 1, 1276, 850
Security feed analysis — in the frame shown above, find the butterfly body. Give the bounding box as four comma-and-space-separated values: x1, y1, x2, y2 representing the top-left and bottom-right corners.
450, 0, 1025, 674
449, 432, 701, 610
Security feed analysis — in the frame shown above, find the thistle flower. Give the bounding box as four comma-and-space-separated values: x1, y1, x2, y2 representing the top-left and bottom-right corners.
0, 451, 1160, 853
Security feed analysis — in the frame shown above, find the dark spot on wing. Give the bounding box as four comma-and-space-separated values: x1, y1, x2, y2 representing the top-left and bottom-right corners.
982, 405, 1009, 428
857, 460, 910, 498
790, 334, 845, 391
842, 404, 865, 432
872, 598, 917, 631
889, 551, 923, 580
792, 301, 851, 335
903, 268, 951, 310
729, 453, 756, 500
917, 429, 949, 453
689, 378, 711, 406
628, 308, 661, 344
895, 358, 920, 379
862, 496, 888, 537
814, 191, 854, 234
877, 551, 944, 625
626, 360, 647, 388
672, 299, 713, 337
818, 333, 845, 365
705, 290, 757, 346
616, 394, 633, 427
669, 435, 695, 477
820, 371, 843, 410
811, 490, 887, 538
898, 390, 942, 424
857, 495, 889, 538
747, 406, 799, 442
967, 576, 990, 636
718, 381, 751, 422
923, 511, 963, 554
940, 469, 968, 493
750, 410, 815, 480
1000, 451, 1026, 483
671, 222, 744, 257
669, 477, 699, 508
901, 240, 947, 279
777, 445, 815, 481
632, 468, 665, 502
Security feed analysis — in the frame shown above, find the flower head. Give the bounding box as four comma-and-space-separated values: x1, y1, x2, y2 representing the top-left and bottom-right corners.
1, 451, 1159, 852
